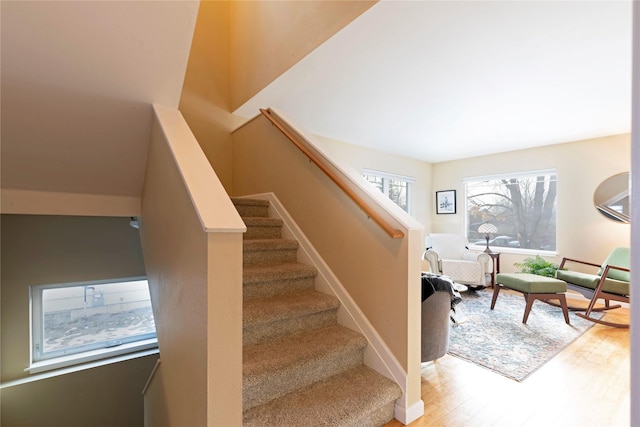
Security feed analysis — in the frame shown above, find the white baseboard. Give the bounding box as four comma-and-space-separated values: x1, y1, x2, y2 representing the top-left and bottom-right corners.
394, 399, 425, 425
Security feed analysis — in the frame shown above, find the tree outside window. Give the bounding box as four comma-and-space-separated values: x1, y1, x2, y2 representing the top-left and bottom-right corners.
466, 170, 557, 252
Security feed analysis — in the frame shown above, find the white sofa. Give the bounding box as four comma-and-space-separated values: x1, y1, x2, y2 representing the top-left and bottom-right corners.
423, 233, 492, 289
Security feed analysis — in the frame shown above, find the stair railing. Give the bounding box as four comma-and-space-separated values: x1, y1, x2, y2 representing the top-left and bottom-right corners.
260, 108, 404, 239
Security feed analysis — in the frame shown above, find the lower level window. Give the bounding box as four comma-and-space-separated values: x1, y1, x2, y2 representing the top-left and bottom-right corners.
31, 278, 156, 364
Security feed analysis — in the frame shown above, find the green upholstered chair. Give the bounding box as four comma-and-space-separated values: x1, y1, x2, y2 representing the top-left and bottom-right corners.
555, 247, 630, 328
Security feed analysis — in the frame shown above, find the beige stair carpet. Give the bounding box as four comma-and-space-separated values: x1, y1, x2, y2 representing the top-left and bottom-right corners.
233, 197, 401, 426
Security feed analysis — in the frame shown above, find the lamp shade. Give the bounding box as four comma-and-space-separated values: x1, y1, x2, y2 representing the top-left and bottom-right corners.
478, 223, 497, 234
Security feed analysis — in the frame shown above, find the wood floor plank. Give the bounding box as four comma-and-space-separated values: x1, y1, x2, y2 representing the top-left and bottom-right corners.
385, 304, 630, 427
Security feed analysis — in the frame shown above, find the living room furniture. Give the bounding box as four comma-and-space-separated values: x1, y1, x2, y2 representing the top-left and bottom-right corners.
423, 233, 492, 289
488, 252, 500, 287
477, 222, 498, 253
555, 247, 630, 328
421, 273, 461, 362
493, 273, 570, 324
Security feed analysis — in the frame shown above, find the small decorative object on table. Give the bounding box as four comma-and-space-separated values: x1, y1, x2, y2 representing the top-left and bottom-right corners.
477, 223, 497, 253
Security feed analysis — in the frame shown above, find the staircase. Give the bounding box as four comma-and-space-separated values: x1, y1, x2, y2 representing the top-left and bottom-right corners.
233, 197, 402, 427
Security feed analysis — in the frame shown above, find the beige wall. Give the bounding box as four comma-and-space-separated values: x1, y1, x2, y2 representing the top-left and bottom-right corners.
179, 1, 234, 193
141, 109, 243, 426
0, 214, 157, 426
181, 1, 375, 192
232, 115, 423, 408
140, 119, 209, 426
2, 355, 157, 427
431, 133, 631, 272
314, 135, 432, 230
229, 0, 376, 110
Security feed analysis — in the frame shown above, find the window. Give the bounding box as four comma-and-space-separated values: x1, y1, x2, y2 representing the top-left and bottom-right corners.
465, 169, 557, 252
363, 168, 414, 213
31, 278, 156, 369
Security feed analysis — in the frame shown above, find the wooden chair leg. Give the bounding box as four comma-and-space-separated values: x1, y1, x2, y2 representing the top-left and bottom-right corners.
491, 284, 501, 309
524, 293, 568, 324
575, 313, 630, 328
557, 294, 570, 324
522, 293, 535, 324
583, 287, 602, 318
546, 299, 621, 312
575, 278, 629, 328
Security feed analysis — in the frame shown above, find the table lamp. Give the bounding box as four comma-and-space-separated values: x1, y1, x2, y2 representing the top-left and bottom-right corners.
478, 223, 497, 253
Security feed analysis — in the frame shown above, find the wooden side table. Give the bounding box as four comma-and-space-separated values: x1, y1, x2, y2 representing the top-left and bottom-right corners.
488, 252, 500, 287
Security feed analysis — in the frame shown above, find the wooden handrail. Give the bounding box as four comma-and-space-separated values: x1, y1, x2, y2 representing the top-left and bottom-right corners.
260, 108, 404, 239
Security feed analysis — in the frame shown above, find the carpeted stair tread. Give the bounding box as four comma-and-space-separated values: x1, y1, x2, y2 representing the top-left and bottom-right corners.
232, 197, 270, 207
243, 262, 317, 300
243, 325, 368, 410
244, 262, 317, 284
243, 238, 300, 266
242, 216, 284, 239
243, 269, 317, 301
242, 217, 284, 227
232, 197, 270, 218
235, 196, 401, 425
243, 238, 299, 251
243, 365, 402, 427
243, 291, 339, 327
244, 324, 367, 381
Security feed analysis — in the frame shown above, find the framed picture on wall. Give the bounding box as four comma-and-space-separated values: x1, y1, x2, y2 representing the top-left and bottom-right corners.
436, 190, 456, 214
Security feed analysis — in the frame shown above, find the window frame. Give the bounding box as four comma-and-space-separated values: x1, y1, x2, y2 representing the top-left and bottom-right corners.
363, 168, 415, 214
464, 169, 558, 255
29, 277, 158, 374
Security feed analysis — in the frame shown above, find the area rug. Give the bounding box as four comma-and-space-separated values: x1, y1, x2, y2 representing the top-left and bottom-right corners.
447, 288, 602, 382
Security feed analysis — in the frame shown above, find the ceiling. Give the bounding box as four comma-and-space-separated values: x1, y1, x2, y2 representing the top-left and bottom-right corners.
1, 1, 199, 197
235, 0, 633, 163
1, 1, 632, 202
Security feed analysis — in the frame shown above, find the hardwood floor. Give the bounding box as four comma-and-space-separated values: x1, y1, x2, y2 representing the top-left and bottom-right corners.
385, 300, 630, 427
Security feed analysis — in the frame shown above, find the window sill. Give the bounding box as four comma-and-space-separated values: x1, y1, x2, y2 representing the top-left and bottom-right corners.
26, 338, 158, 375
468, 245, 558, 257
2, 344, 159, 390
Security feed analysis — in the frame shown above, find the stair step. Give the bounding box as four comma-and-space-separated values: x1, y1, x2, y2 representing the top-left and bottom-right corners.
243, 365, 402, 427
237, 197, 401, 425
243, 291, 340, 345
244, 263, 317, 300
243, 324, 368, 411
243, 217, 284, 240
243, 239, 299, 266
232, 197, 270, 218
